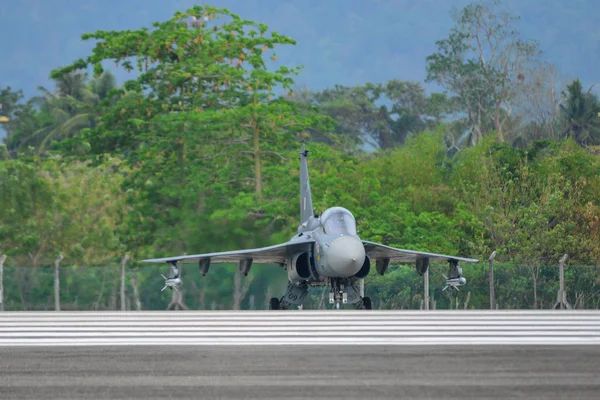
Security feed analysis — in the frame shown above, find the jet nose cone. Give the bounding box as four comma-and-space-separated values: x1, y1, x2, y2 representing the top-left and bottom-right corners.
327, 236, 365, 277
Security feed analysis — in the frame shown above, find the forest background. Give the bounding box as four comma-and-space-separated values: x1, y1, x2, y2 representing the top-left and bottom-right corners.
1, 0, 600, 311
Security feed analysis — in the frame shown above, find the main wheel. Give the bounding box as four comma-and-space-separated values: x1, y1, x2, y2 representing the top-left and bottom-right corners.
269, 297, 280, 310
362, 297, 372, 310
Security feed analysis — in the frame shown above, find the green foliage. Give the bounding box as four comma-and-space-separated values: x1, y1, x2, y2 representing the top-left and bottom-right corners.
0, 156, 128, 267
5, 71, 118, 155
1, 2, 600, 311
0, 158, 55, 261
560, 79, 600, 146
304, 80, 455, 150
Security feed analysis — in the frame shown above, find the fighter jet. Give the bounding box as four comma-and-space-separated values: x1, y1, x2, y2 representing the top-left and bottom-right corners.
142, 145, 478, 309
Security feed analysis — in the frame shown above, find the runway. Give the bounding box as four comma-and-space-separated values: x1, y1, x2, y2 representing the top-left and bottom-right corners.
0, 310, 598, 345
1, 345, 599, 399
0, 311, 599, 399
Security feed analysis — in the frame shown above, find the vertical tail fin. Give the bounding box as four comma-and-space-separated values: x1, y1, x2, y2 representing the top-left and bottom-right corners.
299, 144, 314, 223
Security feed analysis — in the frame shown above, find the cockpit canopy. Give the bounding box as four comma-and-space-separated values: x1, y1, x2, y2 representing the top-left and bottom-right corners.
320, 207, 357, 235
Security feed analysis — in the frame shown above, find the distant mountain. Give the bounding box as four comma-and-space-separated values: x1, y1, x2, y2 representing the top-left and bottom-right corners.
1, 0, 599, 125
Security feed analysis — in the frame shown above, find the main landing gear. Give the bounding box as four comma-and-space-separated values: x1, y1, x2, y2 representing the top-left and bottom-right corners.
269, 297, 281, 310
269, 278, 371, 310
269, 281, 309, 310
358, 296, 372, 310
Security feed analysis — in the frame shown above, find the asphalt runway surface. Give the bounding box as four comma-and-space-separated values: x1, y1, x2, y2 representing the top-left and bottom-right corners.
1, 345, 599, 399
0, 311, 598, 399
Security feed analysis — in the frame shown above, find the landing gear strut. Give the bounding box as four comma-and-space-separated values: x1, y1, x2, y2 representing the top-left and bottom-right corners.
268, 279, 371, 310
329, 278, 350, 308
328, 278, 370, 310
268, 282, 309, 310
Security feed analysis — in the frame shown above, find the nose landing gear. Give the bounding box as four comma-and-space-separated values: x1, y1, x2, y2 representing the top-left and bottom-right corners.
328, 278, 371, 310
329, 278, 347, 309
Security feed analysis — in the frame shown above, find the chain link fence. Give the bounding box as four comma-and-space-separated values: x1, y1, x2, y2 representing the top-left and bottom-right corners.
0, 262, 598, 311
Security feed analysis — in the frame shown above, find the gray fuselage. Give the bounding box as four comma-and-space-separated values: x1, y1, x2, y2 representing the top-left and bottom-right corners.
290, 206, 366, 281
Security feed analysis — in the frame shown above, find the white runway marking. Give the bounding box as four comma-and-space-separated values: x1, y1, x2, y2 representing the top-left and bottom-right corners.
0, 310, 598, 346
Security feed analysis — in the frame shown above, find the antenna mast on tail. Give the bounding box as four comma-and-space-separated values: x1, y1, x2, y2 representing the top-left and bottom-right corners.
299, 144, 314, 223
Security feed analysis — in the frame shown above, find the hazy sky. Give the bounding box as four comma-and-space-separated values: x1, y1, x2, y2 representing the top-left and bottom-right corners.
1, 0, 599, 100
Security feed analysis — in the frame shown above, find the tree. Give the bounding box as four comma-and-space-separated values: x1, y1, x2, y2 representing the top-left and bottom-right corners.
560, 79, 600, 146
377, 80, 456, 148
516, 62, 562, 143
52, 5, 330, 203
7, 71, 118, 154
309, 84, 374, 148
49, 5, 334, 310
426, 0, 541, 145
0, 87, 48, 153
90, 70, 118, 102
0, 87, 25, 144
311, 81, 455, 149
0, 156, 127, 309
0, 158, 56, 267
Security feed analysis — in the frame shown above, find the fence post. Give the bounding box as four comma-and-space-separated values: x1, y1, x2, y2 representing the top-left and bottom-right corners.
554, 254, 571, 310
424, 267, 429, 310
54, 254, 64, 312
0, 253, 5, 312
489, 251, 497, 310
120, 254, 130, 311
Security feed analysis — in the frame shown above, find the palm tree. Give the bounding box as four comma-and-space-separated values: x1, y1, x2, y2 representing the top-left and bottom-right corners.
90, 71, 118, 102
12, 71, 118, 154
560, 79, 600, 146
